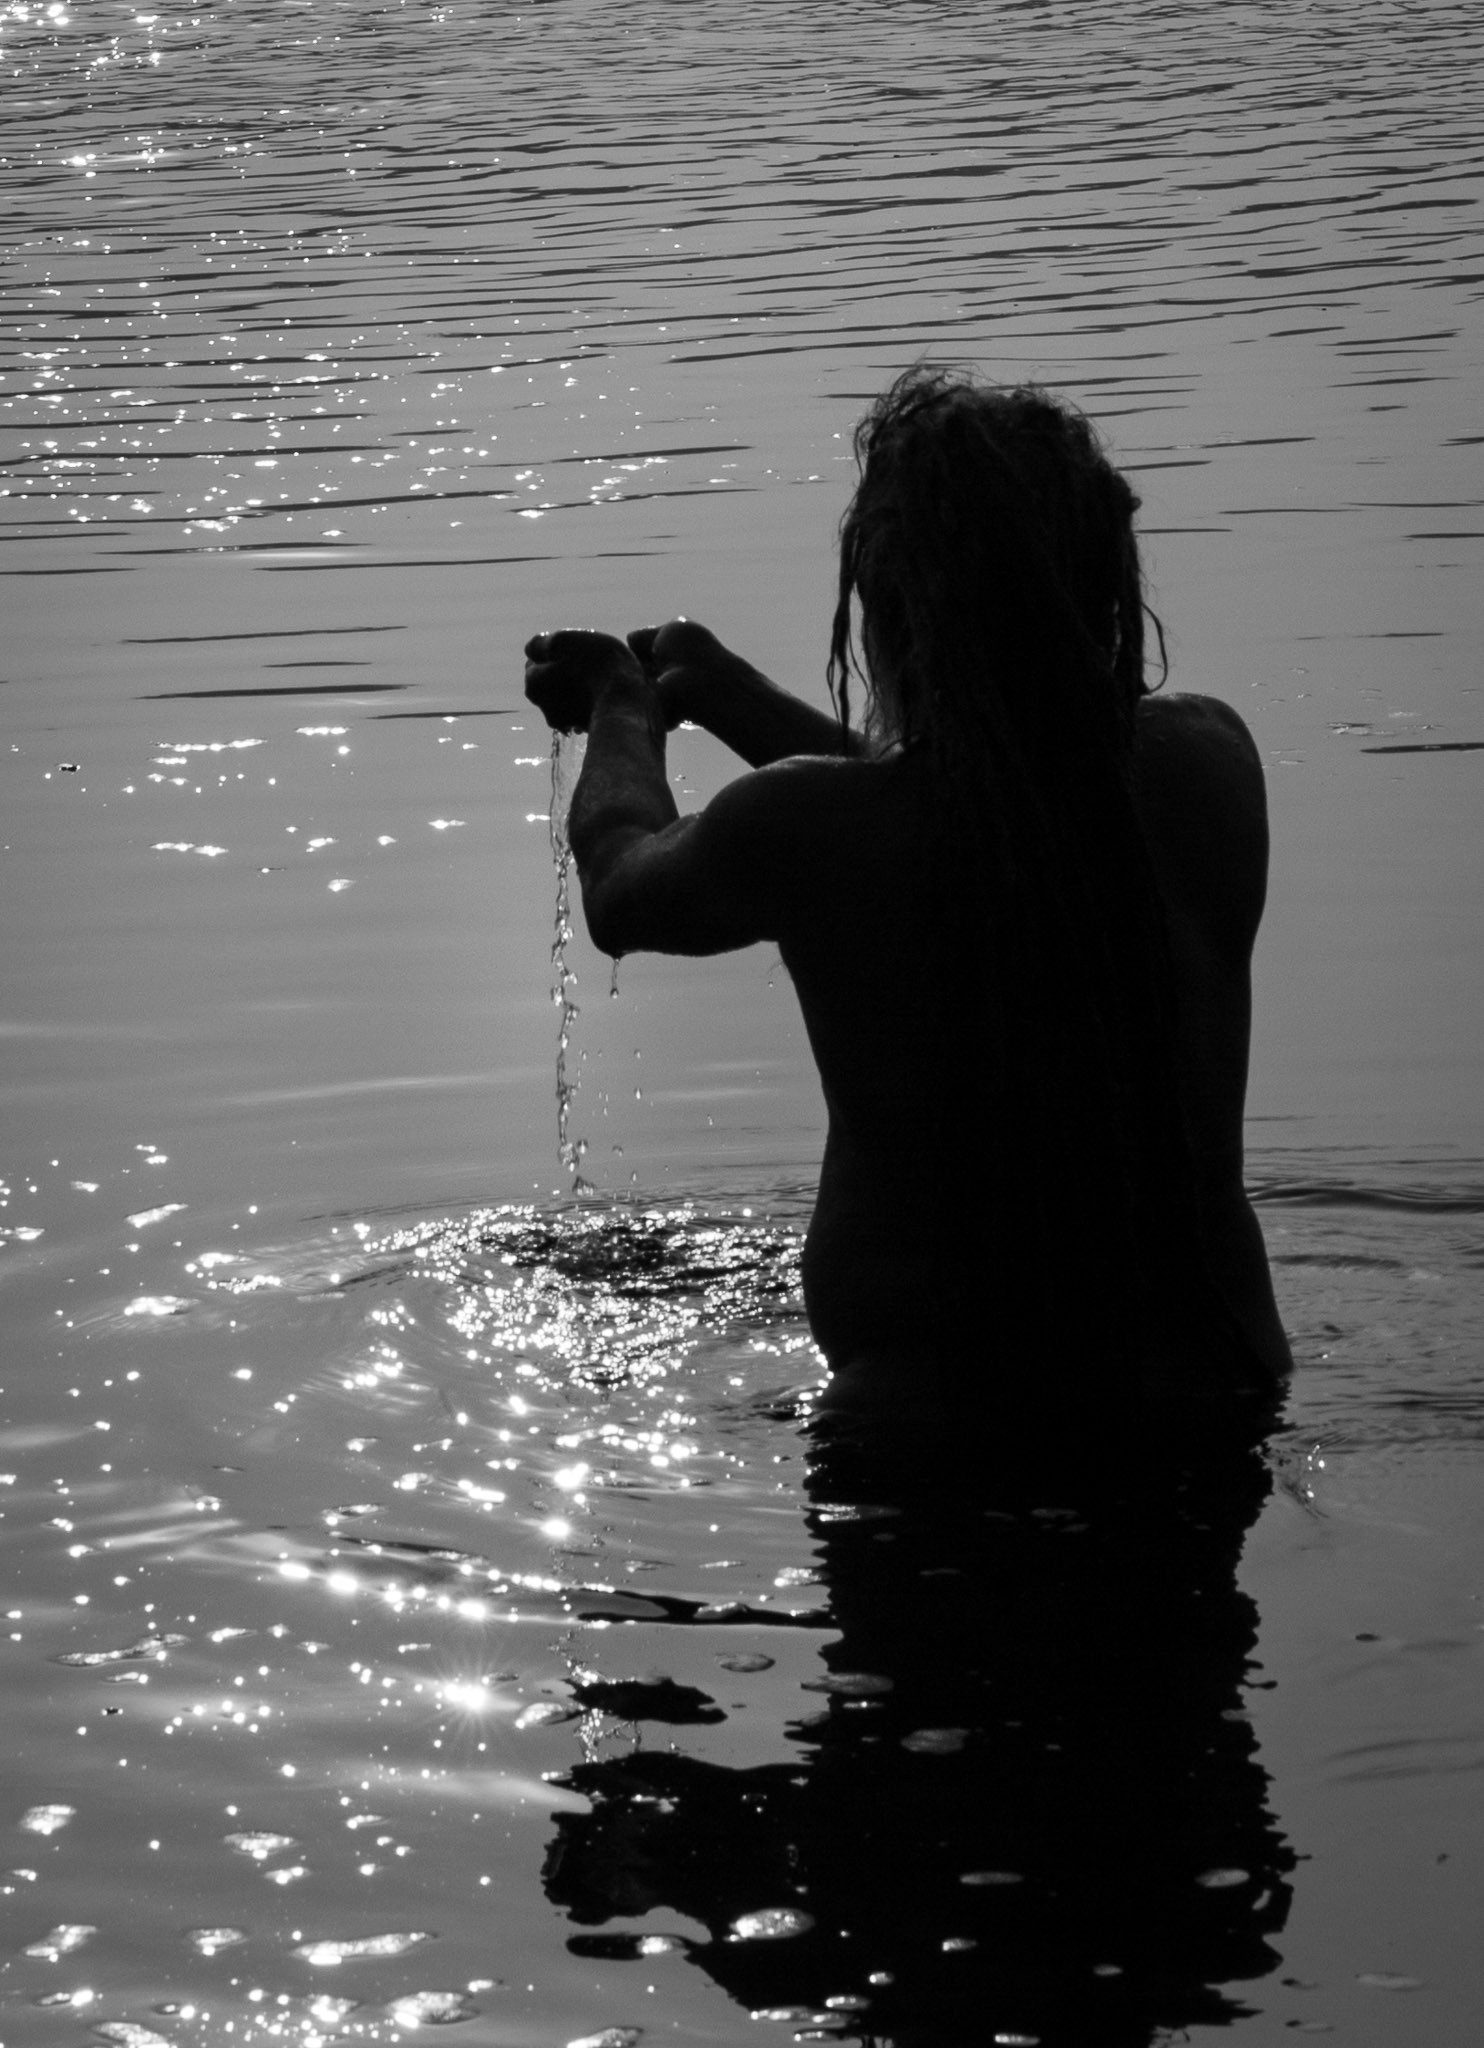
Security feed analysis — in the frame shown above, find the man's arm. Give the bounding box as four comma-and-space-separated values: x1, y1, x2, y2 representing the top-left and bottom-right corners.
525, 632, 781, 958
566, 666, 678, 883
574, 773, 784, 960
1133, 694, 1270, 1197
630, 619, 871, 768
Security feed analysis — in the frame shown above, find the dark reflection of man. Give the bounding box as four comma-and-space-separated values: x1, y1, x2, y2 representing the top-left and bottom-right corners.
542, 1409, 1295, 2048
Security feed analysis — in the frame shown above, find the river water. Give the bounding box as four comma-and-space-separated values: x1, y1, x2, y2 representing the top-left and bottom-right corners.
3, 1, 1483, 2043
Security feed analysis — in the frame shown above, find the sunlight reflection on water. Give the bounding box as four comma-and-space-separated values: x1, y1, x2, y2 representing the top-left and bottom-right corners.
5, 0, 1484, 2039
3, 1162, 1482, 2038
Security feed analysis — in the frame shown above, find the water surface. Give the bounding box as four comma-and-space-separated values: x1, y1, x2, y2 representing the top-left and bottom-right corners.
4, 1, 1483, 2042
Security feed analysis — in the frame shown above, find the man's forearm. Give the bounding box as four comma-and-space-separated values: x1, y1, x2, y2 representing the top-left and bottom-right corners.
569, 677, 678, 873
668, 656, 864, 767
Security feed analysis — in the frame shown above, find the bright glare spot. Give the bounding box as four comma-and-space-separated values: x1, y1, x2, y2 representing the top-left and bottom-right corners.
125, 1204, 186, 1230
439, 1680, 490, 1712
20, 1805, 75, 1835
123, 1294, 189, 1317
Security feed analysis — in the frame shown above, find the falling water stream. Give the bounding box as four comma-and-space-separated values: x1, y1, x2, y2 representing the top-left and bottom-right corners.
548, 732, 590, 1195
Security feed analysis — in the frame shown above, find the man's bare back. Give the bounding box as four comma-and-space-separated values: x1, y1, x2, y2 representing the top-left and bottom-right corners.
786, 695, 1289, 1397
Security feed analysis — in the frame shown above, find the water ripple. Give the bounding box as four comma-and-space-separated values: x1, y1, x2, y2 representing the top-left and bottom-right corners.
5, 0, 1481, 591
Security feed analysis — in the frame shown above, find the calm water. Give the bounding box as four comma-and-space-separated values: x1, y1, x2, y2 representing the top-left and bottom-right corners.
3, 0, 1483, 2042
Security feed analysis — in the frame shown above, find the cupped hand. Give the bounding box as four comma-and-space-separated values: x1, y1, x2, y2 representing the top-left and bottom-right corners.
523, 628, 645, 734
626, 618, 732, 727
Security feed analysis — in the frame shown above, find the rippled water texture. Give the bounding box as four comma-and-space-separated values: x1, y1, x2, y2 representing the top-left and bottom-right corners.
4, 0, 1484, 2042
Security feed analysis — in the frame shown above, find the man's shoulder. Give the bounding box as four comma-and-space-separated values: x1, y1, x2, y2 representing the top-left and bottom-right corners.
753, 749, 895, 786
704, 751, 897, 829
1133, 692, 1269, 941
690, 755, 910, 919
1136, 689, 1261, 763
1134, 691, 1265, 810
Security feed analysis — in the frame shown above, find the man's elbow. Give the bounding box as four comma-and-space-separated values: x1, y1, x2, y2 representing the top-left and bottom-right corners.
577, 868, 636, 960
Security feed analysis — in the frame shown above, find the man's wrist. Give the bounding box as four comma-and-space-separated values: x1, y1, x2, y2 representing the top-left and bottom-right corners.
589, 655, 648, 705
593, 667, 667, 741
656, 667, 695, 729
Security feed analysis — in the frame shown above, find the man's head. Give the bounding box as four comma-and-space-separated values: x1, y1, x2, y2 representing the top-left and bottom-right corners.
829, 367, 1153, 755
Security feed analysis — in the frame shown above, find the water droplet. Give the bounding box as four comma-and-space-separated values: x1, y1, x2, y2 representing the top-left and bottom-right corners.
387, 1990, 479, 2024
901, 1728, 968, 1755
801, 1672, 891, 1697
18, 1804, 75, 1835
185, 1927, 246, 1956
728, 1907, 815, 1942
55, 1633, 185, 1668
962, 1870, 1024, 1886
296, 1931, 433, 1965
717, 1653, 774, 1673
1196, 1867, 1249, 1889
566, 2031, 642, 2048
515, 1700, 579, 1730
1357, 1972, 1423, 1991
224, 1830, 296, 1861
93, 2026, 172, 2048
24, 1924, 95, 1960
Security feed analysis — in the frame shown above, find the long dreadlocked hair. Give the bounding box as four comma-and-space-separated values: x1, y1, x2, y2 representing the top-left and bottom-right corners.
828, 366, 1197, 1376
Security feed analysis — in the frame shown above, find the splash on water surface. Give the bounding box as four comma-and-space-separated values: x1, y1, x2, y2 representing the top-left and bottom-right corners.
1, 1180, 830, 2039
